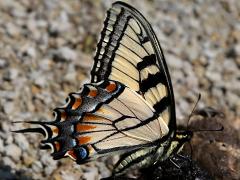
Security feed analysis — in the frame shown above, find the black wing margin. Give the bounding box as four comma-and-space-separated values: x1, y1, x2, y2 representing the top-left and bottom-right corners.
91, 2, 176, 132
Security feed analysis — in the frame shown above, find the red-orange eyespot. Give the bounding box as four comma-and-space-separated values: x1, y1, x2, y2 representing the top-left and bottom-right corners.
66, 149, 77, 160
51, 126, 59, 136
54, 141, 61, 152
106, 82, 117, 92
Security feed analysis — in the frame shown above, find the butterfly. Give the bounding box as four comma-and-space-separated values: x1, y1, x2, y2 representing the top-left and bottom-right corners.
15, 1, 193, 175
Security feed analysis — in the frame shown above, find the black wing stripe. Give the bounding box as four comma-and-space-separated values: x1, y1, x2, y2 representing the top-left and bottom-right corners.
140, 72, 166, 93
137, 54, 156, 71
153, 96, 170, 114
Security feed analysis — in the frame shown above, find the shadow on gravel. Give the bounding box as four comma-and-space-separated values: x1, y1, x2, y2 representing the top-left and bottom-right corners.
0, 161, 32, 180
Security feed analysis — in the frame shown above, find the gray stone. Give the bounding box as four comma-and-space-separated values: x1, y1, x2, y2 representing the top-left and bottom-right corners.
205, 71, 222, 82
2, 156, 16, 169
4, 144, 22, 162
0, 90, 17, 99
4, 68, 19, 81
6, 22, 20, 37
26, 46, 36, 58
53, 47, 77, 62
0, 58, 8, 68
1, 121, 10, 133
39, 59, 52, 71
82, 167, 98, 180
34, 76, 47, 88
0, 138, 4, 153
32, 161, 43, 173
166, 53, 183, 69
14, 133, 29, 150
3, 101, 15, 115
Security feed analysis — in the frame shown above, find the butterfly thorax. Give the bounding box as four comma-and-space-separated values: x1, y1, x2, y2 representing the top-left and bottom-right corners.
142, 130, 193, 167
157, 130, 193, 162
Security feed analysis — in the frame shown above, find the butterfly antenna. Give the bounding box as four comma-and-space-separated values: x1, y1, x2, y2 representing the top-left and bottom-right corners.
187, 93, 201, 130
192, 125, 224, 132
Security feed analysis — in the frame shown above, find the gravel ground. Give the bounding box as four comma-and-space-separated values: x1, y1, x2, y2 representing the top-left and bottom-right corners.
0, 0, 239, 180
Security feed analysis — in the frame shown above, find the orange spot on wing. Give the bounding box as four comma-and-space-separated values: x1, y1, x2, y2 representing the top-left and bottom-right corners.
54, 141, 61, 151
61, 111, 67, 121
83, 113, 99, 121
52, 126, 59, 135
77, 136, 91, 145
76, 124, 96, 132
106, 82, 117, 92
72, 97, 82, 110
88, 90, 98, 97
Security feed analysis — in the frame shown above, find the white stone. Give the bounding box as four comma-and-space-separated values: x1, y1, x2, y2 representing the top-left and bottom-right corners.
0, 138, 4, 153
4, 144, 22, 162
3, 101, 15, 115
14, 133, 29, 150
0, 58, 7, 68
55, 47, 77, 61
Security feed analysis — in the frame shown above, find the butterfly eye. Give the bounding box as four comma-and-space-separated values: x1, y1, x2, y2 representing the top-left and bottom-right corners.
75, 146, 88, 163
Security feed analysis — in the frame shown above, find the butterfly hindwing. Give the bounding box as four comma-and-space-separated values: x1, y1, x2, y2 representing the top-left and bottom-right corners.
72, 80, 169, 162
16, 80, 169, 164
91, 2, 176, 131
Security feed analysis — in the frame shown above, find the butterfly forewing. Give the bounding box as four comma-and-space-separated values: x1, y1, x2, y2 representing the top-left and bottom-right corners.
91, 2, 176, 130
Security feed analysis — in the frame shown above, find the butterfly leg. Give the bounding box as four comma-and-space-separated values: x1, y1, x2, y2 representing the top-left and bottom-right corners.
169, 158, 180, 169
176, 153, 190, 161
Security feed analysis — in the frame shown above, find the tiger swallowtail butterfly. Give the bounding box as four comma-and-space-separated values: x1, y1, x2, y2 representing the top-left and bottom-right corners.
15, 1, 193, 175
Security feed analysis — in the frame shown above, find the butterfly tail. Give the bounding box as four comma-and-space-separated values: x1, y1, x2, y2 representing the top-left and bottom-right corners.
12, 102, 81, 160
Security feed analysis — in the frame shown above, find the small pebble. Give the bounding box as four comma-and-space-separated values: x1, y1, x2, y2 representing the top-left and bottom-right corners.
0, 138, 4, 153
14, 133, 29, 150
4, 144, 22, 162
0, 58, 8, 68
53, 47, 77, 62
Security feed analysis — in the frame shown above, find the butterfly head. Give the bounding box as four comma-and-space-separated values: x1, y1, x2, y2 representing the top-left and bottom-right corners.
175, 130, 193, 142
171, 130, 193, 154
